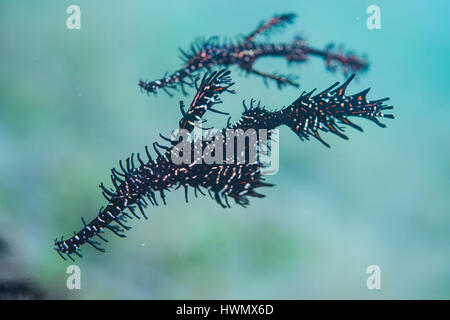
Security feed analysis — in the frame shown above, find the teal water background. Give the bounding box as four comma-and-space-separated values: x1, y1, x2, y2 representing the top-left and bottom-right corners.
0, 0, 449, 299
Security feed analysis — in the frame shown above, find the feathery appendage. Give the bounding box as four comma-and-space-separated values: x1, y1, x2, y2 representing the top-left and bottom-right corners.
139, 13, 368, 97
55, 70, 393, 260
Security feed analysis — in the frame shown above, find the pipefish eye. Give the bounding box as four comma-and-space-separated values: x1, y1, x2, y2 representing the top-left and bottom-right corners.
53, 242, 64, 253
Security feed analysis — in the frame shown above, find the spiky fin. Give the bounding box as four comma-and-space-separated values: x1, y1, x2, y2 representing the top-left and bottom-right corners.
245, 13, 297, 42
179, 70, 235, 132
281, 74, 394, 147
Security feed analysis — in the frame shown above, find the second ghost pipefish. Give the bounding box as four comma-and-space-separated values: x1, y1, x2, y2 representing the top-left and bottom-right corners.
139, 13, 368, 96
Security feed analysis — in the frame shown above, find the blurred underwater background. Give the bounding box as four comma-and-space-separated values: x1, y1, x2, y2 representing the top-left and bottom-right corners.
0, 0, 449, 299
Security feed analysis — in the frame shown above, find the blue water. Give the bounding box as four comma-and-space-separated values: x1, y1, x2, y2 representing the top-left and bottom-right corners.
0, 0, 449, 299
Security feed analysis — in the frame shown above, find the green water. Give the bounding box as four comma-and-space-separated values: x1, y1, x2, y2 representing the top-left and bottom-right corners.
0, 0, 449, 299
